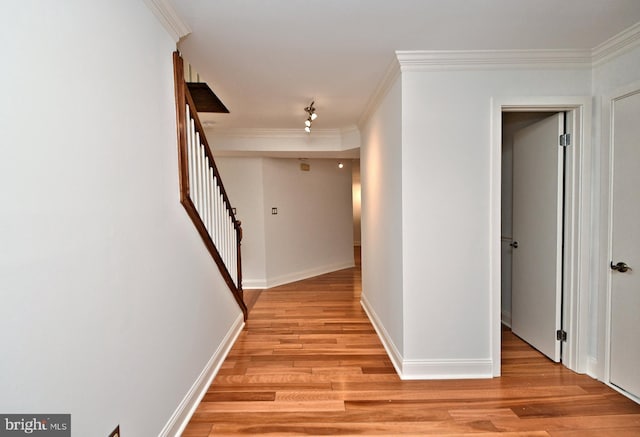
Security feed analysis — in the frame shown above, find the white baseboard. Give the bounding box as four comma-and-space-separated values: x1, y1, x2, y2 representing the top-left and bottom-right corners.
242, 278, 268, 289
586, 356, 599, 379
361, 294, 494, 380
243, 261, 358, 290
401, 358, 493, 380
607, 381, 640, 405
501, 310, 512, 328
264, 261, 355, 289
360, 294, 403, 376
159, 313, 245, 437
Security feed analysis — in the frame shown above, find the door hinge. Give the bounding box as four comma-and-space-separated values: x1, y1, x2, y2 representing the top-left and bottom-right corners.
556, 330, 567, 342
559, 133, 571, 147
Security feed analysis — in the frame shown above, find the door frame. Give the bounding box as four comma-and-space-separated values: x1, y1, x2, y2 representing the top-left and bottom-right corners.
601, 80, 640, 402
490, 96, 592, 376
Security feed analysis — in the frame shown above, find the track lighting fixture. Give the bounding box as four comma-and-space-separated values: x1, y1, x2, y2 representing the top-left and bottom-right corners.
304, 101, 318, 133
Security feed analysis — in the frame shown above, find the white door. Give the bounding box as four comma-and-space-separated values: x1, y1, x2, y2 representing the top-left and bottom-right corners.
511, 112, 564, 362
610, 90, 640, 398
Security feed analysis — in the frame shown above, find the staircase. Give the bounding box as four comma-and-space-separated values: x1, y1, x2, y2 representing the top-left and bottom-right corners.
172, 51, 248, 320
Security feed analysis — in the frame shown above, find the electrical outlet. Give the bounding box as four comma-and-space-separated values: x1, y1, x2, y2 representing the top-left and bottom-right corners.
108, 425, 120, 437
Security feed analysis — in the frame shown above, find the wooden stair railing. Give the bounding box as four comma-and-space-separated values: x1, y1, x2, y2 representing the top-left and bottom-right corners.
172, 51, 248, 321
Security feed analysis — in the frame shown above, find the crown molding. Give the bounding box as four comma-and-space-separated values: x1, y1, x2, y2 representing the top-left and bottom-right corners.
396, 49, 593, 71
208, 127, 360, 156
357, 55, 401, 128
592, 21, 640, 67
143, 0, 191, 42
392, 22, 640, 72
357, 48, 593, 126
210, 128, 341, 140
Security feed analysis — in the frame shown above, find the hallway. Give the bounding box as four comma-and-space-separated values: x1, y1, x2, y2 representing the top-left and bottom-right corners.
183, 258, 640, 435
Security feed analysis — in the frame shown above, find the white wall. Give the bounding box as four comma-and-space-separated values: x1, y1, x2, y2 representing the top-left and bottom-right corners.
263, 158, 355, 287
359, 60, 594, 378
0, 1, 242, 435
360, 75, 405, 360
214, 157, 267, 288
401, 67, 590, 374
216, 157, 355, 288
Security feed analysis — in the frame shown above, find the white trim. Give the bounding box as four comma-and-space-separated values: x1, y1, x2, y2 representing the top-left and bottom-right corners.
159, 313, 244, 437
358, 55, 401, 128
600, 80, 640, 399
592, 22, 640, 67
562, 106, 590, 374
392, 21, 640, 74
209, 127, 361, 156
361, 295, 493, 380
587, 357, 599, 379
211, 128, 344, 140
242, 278, 268, 290
142, 0, 191, 43
396, 49, 592, 71
244, 261, 358, 290
264, 261, 355, 289
501, 310, 512, 328
490, 98, 502, 376
607, 382, 640, 405
360, 294, 403, 376
491, 97, 592, 378
401, 359, 493, 380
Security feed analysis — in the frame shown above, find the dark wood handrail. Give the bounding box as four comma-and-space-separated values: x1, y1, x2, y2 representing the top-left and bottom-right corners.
173, 51, 248, 320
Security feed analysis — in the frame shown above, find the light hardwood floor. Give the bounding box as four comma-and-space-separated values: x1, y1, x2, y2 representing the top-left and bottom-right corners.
183, 252, 640, 435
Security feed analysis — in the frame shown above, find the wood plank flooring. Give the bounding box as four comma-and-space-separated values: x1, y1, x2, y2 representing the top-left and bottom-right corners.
183, 253, 640, 435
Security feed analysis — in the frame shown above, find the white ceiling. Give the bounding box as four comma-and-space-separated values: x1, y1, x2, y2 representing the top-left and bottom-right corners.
172, 0, 640, 131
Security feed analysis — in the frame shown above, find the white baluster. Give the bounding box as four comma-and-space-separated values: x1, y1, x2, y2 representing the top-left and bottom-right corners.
201, 147, 209, 231
204, 164, 210, 235
216, 180, 222, 250
189, 116, 197, 207
209, 166, 215, 237
186, 105, 193, 198
194, 132, 202, 214
211, 176, 218, 247
233, 220, 238, 285
226, 212, 232, 272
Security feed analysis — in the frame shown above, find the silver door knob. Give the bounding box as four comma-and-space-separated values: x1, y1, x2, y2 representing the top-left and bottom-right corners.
610, 261, 633, 273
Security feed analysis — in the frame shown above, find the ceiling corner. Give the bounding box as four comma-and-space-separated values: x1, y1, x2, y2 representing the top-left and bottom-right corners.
592, 21, 640, 66
143, 0, 191, 43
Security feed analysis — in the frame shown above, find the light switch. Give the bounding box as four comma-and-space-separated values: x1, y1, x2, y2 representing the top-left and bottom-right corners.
272, 207, 278, 215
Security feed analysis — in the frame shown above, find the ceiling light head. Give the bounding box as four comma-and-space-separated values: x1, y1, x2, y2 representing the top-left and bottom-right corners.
303, 100, 317, 133
304, 101, 317, 118
304, 101, 316, 114
338, 162, 344, 169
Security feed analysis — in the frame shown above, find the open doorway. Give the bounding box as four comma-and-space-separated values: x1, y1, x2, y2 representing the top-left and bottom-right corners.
491, 97, 592, 377
501, 112, 556, 326
352, 159, 362, 267
502, 111, 563, 361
